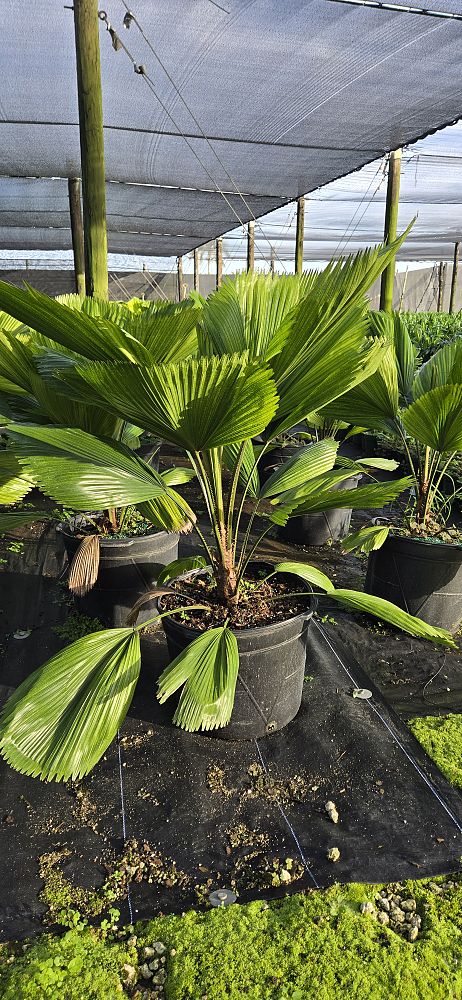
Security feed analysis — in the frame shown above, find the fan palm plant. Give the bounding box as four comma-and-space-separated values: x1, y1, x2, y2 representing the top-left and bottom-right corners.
0, 247, 456, 783
324, 310, 462, 546
0, 289, 201, 584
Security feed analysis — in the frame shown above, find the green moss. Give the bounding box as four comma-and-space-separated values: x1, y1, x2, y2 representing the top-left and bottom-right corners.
408, 713, 462, 788
0, 927, 134, 999
53, 612, 103, 643
137, 878, 462, 1000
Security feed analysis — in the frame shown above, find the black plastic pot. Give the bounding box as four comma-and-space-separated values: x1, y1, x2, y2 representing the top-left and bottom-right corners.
160, 583, 316, 740
278, 474, 361, 547
365, 533, 462, 632
61, 524, 179, 627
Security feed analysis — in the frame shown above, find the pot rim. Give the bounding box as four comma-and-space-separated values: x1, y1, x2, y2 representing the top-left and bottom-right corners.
158, 563, 317, 639
57, 520, 175, 546
384, 531, 462, 553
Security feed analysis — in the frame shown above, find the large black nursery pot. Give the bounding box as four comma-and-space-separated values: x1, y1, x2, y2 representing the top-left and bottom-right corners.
278, 474, 361, 547
258, 444, 298, 485
61, 523, 179, 627
159, 578, 316, 740
365, 533, 462, 632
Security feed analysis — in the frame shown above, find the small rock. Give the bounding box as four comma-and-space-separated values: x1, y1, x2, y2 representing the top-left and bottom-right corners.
280, 869, 292, 883
127, 935, 137, 947
152, 941, 167, 956
152, 969, 167, 985
377, 896, 390, 912
140, 963, 153, 980
143, 947, 156, 959
360, 901, 376, 916
443, 881, 455, 889
148, 959, 160, 972
392, 909, 405, 924
401, 898, 416, 912
429, 882, 443, 894
170, 948, 177, 957
327, 847, 340, 863
407, 926, 419, 942
325, 801, 339, 824
409, 914, 422, 928
377, 911, 389, 926
122, 964, 136, 986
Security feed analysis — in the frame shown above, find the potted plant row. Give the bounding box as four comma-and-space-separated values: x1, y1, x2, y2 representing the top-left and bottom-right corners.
326, 310, 462, 631
0, 253, 455, 786
0, 291, 202, 622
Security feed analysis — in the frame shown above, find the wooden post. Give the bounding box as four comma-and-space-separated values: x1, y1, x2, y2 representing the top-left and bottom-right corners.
194, 248, 200, 292
68, 178, 86, 296
270, 248, 275, 276
247, 221, 255, 272
216, 238, 223, 289
295, 196, 305, 274
379, 149, 402, 312
449, 242, 460, 314
437, 261, 447, 312
73, 0, 108, 299
177, 256, 185, 301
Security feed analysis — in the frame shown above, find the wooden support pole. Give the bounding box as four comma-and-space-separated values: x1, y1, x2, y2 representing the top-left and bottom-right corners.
247, 221, 255, 272
73, 0, 108, 299
68, 178, 86, 296
449, 242, 460, 314
437, 261, 447, 312
379, 149, 402, 313
216, 238, 223, 289
270, 248, 276, 276
194, 248, 200, 292
177, 256, 185, 301
295, 196, 305, 274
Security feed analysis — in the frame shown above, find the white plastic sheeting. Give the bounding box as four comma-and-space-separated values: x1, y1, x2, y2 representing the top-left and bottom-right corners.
1, 0, 462, 258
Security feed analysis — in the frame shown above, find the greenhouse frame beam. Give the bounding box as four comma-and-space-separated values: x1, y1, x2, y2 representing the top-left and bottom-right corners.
295, 196, 305, 274
73, 0, 108, 299
67, 177, 85, 296
380, 149, 402, 312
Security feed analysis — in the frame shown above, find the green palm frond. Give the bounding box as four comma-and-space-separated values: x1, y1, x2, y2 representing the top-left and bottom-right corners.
0, 629, 141, 780
0, 451, 35, 504
70, 354, 279, 450
269, 477, 411, 526
259, 438, 338, 499
320, 341, 399, 431
341, 525, 390, 554
401, 384, 462, 453
0, 509, 48, 534
7, 424, 177, 510
157, 627, 239, 731
412, 341, 462, 400
223, 440, 260, 499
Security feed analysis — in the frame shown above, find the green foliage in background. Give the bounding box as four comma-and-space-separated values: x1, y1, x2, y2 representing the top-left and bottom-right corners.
401, 311, 462, 361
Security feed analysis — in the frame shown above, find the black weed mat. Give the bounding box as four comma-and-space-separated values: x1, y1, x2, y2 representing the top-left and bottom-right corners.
0, 617, 461, 941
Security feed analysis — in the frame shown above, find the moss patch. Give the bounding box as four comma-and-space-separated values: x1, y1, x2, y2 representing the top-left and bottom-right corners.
408, 713, 462, 788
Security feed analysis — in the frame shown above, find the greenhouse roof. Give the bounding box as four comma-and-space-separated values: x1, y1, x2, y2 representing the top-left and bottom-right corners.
1, 0, 462, 259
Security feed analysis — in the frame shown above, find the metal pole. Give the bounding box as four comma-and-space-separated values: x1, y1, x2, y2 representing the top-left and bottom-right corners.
194, 248, 200, 292
216, 238, 223, 289
379, 149, 402, 312
177, 256, 185, 301
437, 261, 447, 312
68, 178, 86, 296
295, 196, 305, 274
449, 242, 460, 314
73, 0, 108, 299
247, 221, 255, 272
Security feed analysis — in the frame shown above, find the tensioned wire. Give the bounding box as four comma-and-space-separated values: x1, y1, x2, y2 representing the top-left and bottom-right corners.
117, 0, 290, 273
100, 8, 288, 273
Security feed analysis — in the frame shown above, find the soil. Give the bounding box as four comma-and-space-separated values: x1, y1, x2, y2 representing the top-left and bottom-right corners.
161, 568, 313, 630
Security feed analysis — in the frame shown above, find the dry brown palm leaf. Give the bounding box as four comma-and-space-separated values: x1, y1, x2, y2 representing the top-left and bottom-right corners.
68, 534, 101, 596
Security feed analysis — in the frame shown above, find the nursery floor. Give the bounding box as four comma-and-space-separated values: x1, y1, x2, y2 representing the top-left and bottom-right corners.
0, 519, 461, 941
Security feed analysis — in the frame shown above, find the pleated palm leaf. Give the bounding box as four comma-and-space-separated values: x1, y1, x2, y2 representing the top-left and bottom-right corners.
323, 310, 462, 546
0, 243, 456, 783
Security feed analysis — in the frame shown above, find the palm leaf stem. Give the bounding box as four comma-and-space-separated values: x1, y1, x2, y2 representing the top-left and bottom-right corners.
193, 451, 225, 561
236, 521, 275, 584
394, 420, 419, 494
133, 603, 210, 632
226, 440, 246, 541
235, 498, 261, 575
232, 439, 270, 556
425, 450, 456, 523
